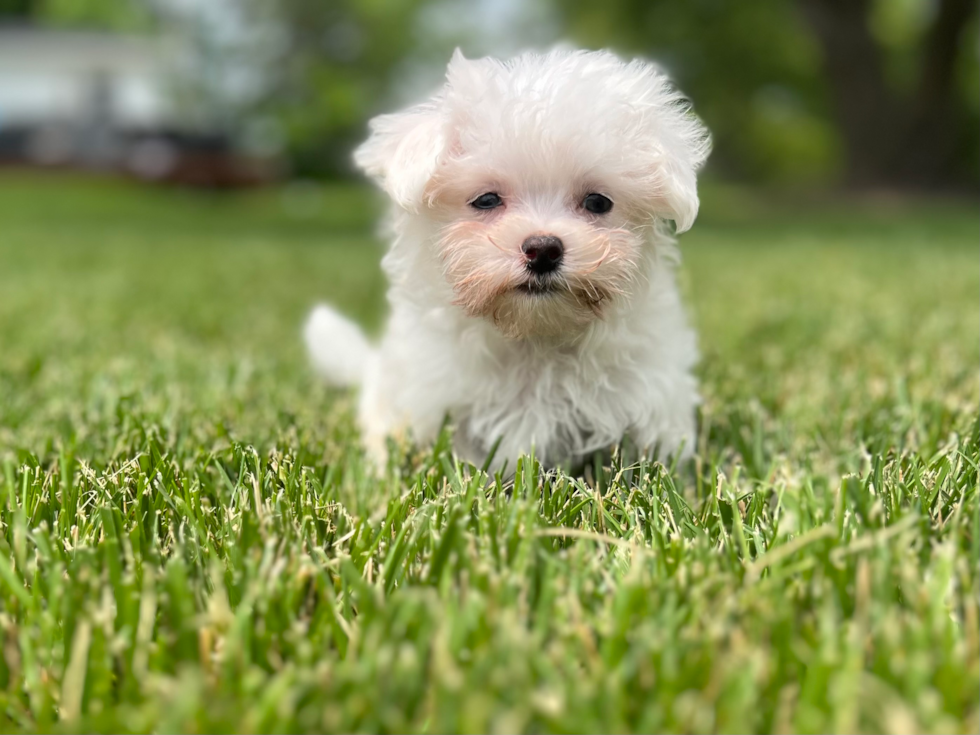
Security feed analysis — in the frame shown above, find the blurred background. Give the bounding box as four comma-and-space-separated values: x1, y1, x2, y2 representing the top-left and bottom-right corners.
0, 0, 977, 193
1, 7, 978, 734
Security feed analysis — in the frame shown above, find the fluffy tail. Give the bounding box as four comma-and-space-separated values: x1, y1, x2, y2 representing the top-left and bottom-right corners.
303, 305, 373, 387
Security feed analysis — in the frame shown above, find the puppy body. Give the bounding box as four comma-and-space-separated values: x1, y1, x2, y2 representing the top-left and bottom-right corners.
306, 49, 709, 470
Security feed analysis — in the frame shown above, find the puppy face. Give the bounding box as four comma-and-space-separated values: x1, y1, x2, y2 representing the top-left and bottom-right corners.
427, 156, 643, 340
355, 49, 710, 340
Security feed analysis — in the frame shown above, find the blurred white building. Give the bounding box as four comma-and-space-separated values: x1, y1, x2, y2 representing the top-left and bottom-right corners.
0, 25, 275, 186
0, 28, 171, 127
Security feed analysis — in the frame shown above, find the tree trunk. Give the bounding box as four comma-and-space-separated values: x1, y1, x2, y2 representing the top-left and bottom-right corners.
900, 0, 977, 183
798, 0, 977, 189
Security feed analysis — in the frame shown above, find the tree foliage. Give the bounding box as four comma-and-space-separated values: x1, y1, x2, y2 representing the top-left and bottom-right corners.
0, 0, 153, 30
240, 0, 438, 178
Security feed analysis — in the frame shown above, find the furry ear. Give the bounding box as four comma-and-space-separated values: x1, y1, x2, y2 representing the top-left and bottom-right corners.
353, 98, 447, 211
657, 151, 703, 234
355, 50, 483, 211
634, 63, 711, 234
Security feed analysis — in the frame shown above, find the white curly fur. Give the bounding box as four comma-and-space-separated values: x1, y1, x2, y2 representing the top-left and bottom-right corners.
306, 48, 711, 470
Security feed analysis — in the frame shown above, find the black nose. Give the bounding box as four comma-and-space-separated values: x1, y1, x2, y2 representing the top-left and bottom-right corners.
522, 235, 564, 275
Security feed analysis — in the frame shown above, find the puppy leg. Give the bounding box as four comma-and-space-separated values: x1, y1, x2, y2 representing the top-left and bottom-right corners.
356, 351, 434, 467
631, 388, 699, 463
357, 356, 398, 467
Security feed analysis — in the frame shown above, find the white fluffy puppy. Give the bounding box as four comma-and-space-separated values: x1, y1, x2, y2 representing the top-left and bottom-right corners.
305, 48, 710, 470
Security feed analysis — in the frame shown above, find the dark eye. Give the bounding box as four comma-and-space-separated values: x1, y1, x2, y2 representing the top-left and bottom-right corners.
583, 193, 613, 214
470, 192, 503, 210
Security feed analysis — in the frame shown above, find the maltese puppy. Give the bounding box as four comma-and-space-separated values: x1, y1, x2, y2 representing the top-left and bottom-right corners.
305, 48, 710, 470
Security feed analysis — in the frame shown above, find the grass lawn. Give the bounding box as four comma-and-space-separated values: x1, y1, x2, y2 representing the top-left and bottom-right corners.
0, 173, 977, 733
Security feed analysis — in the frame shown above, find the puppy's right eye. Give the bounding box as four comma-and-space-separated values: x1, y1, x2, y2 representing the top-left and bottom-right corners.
470, 192, 503, 210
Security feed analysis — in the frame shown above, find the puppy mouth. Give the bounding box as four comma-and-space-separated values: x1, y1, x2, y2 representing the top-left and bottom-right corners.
514, 277, 560, 296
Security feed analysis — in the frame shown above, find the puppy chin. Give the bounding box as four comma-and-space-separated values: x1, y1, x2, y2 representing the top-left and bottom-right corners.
488, 283, 603, 341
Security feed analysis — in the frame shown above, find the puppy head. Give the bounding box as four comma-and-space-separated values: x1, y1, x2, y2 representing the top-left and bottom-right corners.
355, 49, 710, 340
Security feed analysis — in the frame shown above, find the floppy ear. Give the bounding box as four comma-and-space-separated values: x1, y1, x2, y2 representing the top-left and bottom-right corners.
353, 99, 447, 212
633, 63, 711, 233
656, 150, 703, 234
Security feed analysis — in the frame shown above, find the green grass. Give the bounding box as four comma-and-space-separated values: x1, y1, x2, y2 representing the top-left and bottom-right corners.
0, 173, 977, 734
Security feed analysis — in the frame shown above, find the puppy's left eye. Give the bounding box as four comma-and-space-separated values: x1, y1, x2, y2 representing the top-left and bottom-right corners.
470, 192, 503, 210
583, 193, 613, 214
